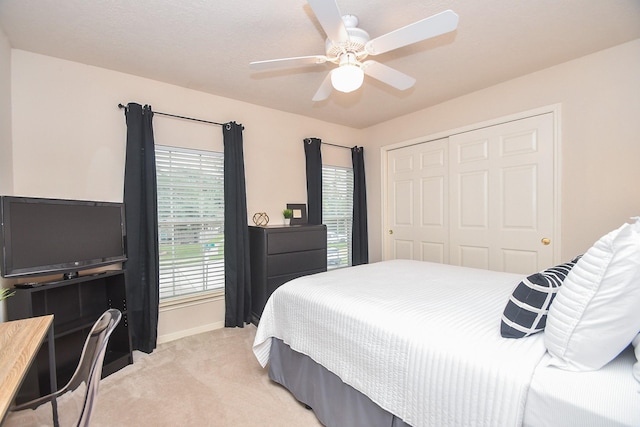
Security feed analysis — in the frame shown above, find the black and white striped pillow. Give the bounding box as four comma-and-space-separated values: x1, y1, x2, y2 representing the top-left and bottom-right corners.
500, 256, 582, 339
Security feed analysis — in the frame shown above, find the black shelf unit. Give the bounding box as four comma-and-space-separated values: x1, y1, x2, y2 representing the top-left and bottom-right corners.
249, 225, 327, 325
6, 270, 132, 403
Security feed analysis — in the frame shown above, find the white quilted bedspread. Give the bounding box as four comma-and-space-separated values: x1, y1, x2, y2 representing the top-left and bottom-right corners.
253, 260, 547, 427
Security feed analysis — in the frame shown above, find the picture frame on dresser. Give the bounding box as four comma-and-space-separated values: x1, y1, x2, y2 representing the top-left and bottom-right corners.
286, 203, 307, 225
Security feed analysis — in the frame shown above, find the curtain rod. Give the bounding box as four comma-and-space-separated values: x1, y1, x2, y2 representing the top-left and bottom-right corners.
324, 141, 353, 150
304, 138, 352, 150
118, 103, 224, 127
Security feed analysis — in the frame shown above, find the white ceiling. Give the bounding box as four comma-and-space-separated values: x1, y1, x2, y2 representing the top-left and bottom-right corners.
1, 0, 639, 129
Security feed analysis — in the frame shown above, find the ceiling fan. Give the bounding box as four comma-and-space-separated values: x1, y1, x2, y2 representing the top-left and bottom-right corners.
249, 0, 459, 101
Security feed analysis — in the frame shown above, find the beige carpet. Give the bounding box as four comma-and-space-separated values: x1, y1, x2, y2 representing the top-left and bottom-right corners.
2, 325, 321, 426
90, 325, 323, 426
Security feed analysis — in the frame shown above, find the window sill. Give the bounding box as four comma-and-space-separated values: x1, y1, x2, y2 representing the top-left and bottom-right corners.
159, 289, 225, 310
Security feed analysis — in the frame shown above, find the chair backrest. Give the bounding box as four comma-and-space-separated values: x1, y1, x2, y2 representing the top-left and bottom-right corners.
67, 309, 122, 427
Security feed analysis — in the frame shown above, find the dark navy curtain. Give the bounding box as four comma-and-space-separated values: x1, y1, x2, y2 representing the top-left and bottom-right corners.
223, 121, 252, 327
304, 138, 323, 225
123, 103, 159, 354
351, 146, 369, 265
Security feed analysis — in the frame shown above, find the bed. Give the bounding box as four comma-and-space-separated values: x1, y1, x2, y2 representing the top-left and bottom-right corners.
253, 258, 640, 427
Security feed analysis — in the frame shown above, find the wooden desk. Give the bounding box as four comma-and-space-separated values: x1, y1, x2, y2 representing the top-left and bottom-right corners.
0, 315, 55, 422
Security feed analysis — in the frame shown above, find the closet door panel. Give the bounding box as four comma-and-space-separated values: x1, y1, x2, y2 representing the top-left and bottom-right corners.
501, 164, 537, 229
393, 180, 414, 226
458, 245, 490, 270
421, 242, 445, 263
394, 239, 414, 260
387, 139, 448, 263
450, 113, 555, 273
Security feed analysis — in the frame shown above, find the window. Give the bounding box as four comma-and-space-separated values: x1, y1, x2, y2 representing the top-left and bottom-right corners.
322, 165, 353, 269
155, 145, 224, 300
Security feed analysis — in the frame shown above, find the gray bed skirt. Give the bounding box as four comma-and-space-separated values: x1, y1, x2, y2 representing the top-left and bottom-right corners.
268, 338, 412, 427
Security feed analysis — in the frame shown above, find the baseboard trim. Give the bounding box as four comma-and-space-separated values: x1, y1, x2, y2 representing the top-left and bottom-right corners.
157, 320, 225, 344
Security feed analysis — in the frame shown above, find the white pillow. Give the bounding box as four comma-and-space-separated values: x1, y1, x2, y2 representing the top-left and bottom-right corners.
633, 333, 640, 383
544, 217, 640, 371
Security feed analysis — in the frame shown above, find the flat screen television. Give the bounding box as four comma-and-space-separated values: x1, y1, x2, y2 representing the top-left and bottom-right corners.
0, 196, 127, 278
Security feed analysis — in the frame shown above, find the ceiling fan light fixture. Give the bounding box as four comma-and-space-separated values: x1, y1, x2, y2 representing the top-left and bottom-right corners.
249, 3, 459, 101
331, 53, 364, 93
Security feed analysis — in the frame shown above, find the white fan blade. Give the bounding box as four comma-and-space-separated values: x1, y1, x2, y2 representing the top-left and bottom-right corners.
312, 72, 333, 102
365, 10, 459, 56
307, 0, 349, 44
250, 55, 328, 71
362, 60, 416, 91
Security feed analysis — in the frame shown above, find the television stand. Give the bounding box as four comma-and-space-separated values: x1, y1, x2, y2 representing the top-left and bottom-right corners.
6, 270, 132, 403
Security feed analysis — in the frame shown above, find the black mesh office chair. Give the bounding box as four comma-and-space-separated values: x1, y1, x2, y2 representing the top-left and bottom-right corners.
6, 309, 122, 427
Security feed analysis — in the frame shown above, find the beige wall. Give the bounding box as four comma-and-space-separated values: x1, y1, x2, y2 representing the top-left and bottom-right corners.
0, 26, 11, 195
8, 49, 360, 338
10, 50, 360, 207
363, 39, 640, 263
0, 25, 11, 321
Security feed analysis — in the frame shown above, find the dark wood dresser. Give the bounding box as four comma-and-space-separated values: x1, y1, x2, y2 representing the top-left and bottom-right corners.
249, 224, 327, 324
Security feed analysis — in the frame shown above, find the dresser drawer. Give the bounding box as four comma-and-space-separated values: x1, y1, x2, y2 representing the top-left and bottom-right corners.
265, 269, 325, 301
267, 249, 327, 276
267, 229, 327, 254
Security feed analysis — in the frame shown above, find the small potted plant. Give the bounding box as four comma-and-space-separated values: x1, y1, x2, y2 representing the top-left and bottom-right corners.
282, 209, 293, 225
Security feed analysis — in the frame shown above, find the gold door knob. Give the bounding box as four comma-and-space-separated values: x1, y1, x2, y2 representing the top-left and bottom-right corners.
541, 238, 551, 245
388, 230, 394, 235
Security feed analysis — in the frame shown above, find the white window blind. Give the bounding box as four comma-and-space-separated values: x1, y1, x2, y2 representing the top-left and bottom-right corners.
322, 165, 353, 269
155, 145, 224, 300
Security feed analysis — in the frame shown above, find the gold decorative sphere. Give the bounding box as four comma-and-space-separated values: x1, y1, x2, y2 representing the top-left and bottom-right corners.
252, 212, 269, 226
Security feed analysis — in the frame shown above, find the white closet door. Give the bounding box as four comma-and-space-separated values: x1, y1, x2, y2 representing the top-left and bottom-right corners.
385, 113, 556, 274
386, 138, 448, 262
449, 113, 555, 273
